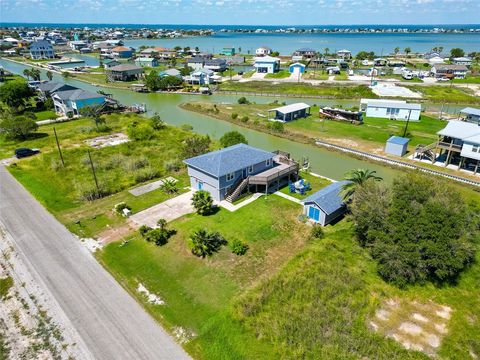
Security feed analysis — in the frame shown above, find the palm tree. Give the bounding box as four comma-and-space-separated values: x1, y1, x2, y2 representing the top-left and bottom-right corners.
79, 104, 105, 130
191, 190, 214, 215
394, 47, 400, 56
189, 229, 227, 258
404, 47, 411, 57
341, 169, 383, 202
23, 68, 31, 80
46, 71, 53, 81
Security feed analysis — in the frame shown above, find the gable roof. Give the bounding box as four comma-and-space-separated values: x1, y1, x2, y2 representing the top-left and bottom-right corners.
289, 62, 306, 68
160, 68, 181, 76
254, 55, 280, 63
437, 121, 480, 144
365, 99, 421, 110
183, 143, 274, 178
36, 81, 76, 93
30, 39, 53, 50
433, 64, 468, 71
387, 136, 410, 146
111, 46, 131, 52
301, 181, 351, 215
107, 64, 143, 72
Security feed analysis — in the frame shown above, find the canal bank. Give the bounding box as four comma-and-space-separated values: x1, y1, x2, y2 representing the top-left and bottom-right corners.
0, 57, 470, 184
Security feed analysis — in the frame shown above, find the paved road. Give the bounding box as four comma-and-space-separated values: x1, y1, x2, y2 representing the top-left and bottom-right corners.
0, 166, 190, 360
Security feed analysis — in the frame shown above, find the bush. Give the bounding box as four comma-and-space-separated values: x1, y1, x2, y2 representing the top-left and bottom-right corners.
164, 159, 182, 172
0, 115, 38, 139
180, 124, 193, 131
127, 121, 155, 140
310, 225, 324, 240
231, 113, 238, 120
182, 134, 211, 159
240, 116, 249, 123
139, 219, 174, 246
139, 225, 152, 237
78, 183, 111, 201
114, 202, 131, 214
150, 112, 166, 130
124, 156, 149, 171
160, 178, 178, 194
219, 131, 248, 148
267, 121, 284, 133
350, 174, 476, 286
191, 190, 214, 215
230, 239, 249, 255
134, 167, 159, 183
189, 229, 227, 258
238, 97, 249, 105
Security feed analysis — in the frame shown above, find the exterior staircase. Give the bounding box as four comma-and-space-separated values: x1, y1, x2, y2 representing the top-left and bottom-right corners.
225, 177, 249, 203
415, 142, 437, 162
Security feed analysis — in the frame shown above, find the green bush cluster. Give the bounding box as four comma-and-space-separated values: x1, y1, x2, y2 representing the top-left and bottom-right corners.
230, 239, 249, 255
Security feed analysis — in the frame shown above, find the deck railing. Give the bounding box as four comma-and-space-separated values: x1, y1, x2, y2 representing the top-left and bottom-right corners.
249, 163, 299, 185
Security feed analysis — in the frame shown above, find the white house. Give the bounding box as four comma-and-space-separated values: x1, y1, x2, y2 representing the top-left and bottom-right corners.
255, 47, 272, 56
360, 99, 421, 121
428, 56, 446, 65
452, 57, 472, 67
253, 56, 280, 74
431, 64, 468, 79
460, 107, 480, 124
336, 49, 352, 60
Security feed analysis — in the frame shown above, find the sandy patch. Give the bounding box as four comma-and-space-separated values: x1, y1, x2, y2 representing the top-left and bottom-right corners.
413, 313, 429, 323
84, 132, 130, 148
172, 326, 196, 344
399, 322, 423, 335
136, 283, 165, 305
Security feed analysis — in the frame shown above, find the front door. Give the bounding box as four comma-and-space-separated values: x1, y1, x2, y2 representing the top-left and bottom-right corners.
308, 206, 320, 222
197, 181, 203, 190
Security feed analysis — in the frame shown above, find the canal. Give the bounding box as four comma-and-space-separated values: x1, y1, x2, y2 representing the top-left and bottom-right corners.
0, 58, 450, 181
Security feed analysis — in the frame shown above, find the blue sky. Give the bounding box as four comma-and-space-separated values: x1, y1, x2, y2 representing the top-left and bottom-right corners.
1, 0, 479, 25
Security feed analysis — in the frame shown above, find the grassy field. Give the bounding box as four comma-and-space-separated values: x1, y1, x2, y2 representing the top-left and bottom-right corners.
180, 102, 445, 153
452, 76, 480, 84
34, 109, 57, 121
3, 113, 192, 238
407, 85, 480, 104
69, 72, 138, 89
302, 71, 329, 80
98, 182, 480, 359
219, 81, 377, 98
278, 171, 333, 200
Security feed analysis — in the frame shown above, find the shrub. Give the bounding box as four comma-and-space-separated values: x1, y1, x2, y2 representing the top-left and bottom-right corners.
124, 156, 149, 171
182, 134, 211, 159
127, 121, 155, 140
160, 178, 178, 194
180, 124, 193, 131
231, 113, 238, 120
102, 154, 127, 170
150, 112, 166, 130
0, 116, 38, 139
50, 159, 63, 172
237, 97, 249, 105
189, 229, 227, 258
191, 190, 214, 215
164, 159, 182, 172
267, 121, 284, 132
230, 239, 249, 255
240, 116, 249, 123
139, 225, 152, 237
310, 225, 324, 240
219, 131, 248, 148
134, 167, 159, 183
350, 174, 476, 286
114, 202, 131, 214
139, 220, 174, 246
78, 183, 111, 201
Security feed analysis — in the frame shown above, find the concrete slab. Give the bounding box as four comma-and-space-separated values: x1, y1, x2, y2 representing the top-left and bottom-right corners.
129, 191, 195, 228
129, 177, 178, 196
371, 83, 422, 98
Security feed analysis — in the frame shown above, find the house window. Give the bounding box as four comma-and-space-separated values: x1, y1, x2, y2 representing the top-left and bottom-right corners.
473, 145, 479, 153
226, 172, 235, 181
266, 159, 271, 167
248, 165, 254, 173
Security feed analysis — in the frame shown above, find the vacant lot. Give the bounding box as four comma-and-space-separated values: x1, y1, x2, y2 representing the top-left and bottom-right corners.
3, 113, 191, 238
407, 85, 480, 104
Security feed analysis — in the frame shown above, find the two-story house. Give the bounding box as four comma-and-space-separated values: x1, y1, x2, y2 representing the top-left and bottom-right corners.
431, 64, 468, 79
52, 89, 106, 116
29, 40, 55, 60
184, 144, 299, 202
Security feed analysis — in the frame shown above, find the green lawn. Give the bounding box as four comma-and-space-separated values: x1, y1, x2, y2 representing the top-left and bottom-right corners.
265, 70, 290, 79
452, 76, 480, 84
4, 113, 192, 238
219, 81, 377, 98
278, 171, 332, 199
98, 186, 480, 359
334, 71, 349, 81
407, 85, 480, 104
98, 195, 310, 359
34, 109, 57, 121
69, 72, 139, 88
302, 71, 329, 80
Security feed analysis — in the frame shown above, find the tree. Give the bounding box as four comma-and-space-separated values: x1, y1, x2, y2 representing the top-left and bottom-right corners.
181, 134, 211, 158
219, 131, 248, 148
394, 47, 400, 56
46, 71, 53, 81
350, 174, 476, 286
30, 68, 41, 81
191, 190, 214, 215
355, 51, 375, 60
341, 169, 383, 202
79, 104, 105, 130
0, 115, 38, 139
139, 219, 174, 246
237, 96, 249, 104
189, 229, 227, 258
180, 65, 193, 76
404, 47, 411, 57
450, 47, 465, 58
150, 112, 166, 130
23, 68, 31, 80
324, 48, 329, 56
0, 79, 34, 111
144, 69, 160, 91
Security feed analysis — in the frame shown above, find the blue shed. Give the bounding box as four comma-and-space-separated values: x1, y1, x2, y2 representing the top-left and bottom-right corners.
385, 136, 409, 157
289, 62, 306, 75
301, 181, 350, 226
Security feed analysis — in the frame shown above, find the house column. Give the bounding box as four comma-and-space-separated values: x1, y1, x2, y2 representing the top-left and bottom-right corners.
445, 150, 452, 167
475, 160, 480, 175
458, 157, 464, 170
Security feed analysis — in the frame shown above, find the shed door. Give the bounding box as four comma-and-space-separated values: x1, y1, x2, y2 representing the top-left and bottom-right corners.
308, 206, 320, 221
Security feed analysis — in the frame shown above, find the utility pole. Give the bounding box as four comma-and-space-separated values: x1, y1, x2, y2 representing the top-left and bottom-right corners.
87, 149, 100, 193
53, 127, 64, 167
403, 110, 412, 138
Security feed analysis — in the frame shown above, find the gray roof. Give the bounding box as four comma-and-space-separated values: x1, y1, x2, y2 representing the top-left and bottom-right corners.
54, 89, 105, 101
301, 181, 351, 215
160, 68, 181, 76
107, 64, 143, 72
183, 143, 274, 178
366, 99, 421, 110
460, 107, 480, 116
433, 64, 468, 71
387, 136, 410, 146
187, 57, 205, 64
36, 81, 76, 93
30, 39, 53, 50
204, 58, 227, 66
437, 121, 480, 144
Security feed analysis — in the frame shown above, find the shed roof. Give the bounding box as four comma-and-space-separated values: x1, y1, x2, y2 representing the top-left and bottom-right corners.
270, 102, 310, 114
387, 136, 410, 146
254, 56, 280, 63
107, 64, 143, 72
183, 143, 274, 178
301, 181, 351, 215
460, 107, 480, 117
289, 62, 306, 68
365, 99, 421, 110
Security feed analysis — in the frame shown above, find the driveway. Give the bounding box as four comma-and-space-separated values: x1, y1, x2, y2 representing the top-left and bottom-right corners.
129, 190, 195, 228
0, 166, 190, 360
